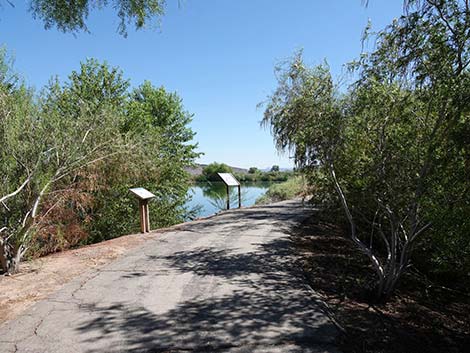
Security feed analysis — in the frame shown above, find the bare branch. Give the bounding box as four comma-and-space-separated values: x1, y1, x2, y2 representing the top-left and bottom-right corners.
328, 159, 385, 278
31, 180, 54, 219
0, 176, 31, 205
41, 198, 62, 219
53, 149, 127, 184
21, 210, 31, 228
427, 0, 458, 38
410, 221, 432, 243
81, 128, 92, 144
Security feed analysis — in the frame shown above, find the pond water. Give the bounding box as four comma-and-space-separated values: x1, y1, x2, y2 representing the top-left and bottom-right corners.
185, 182, 272, 219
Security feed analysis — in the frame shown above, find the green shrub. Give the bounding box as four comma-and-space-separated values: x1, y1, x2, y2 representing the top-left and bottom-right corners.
256, 177, 304, 204
200, 163, 233, 182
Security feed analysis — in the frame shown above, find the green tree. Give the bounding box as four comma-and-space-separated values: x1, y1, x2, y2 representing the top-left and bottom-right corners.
89, 81, 200, 238
28, 0, 165, 36
361, 0, 470, 288
248, 167, 259, 174
270, 165, 280, 172
38, 59, 132, 245
0, 55, 200, 274
202, 163, 233, 182
0, 56, 129, 274
263, 3, 470, 300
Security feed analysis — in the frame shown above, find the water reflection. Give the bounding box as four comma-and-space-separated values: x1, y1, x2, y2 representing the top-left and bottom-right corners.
185, 182, 271, 219
200, 182, 243, 210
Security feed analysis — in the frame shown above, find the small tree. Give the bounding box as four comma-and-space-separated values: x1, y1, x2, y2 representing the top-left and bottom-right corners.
248, 167, 259, 174
1, 54, 201, 274
261, 47, 459, 300
202, 163, 233, 182
263, 0, 470, 300
270, 165, 280, 172
0, 59, 130, 274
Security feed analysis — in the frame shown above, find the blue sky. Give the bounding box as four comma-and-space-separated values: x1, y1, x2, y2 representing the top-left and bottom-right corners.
1, 1, 403, 169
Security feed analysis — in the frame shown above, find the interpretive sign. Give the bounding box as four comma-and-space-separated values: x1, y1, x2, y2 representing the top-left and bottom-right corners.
217, 173, 241, 209
129, 187, 156, 200
129, 187, 156, 233
217, 173, 240, 186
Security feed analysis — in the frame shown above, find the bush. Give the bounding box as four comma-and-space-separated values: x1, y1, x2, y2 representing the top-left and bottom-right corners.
0, 57, 199, 273
200, 163, 233, 182
256, 177, 304, 204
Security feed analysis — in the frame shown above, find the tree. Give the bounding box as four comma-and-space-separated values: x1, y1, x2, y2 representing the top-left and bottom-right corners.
1, 56, 201, 274
0, 58, 38, 273
362, 0, 470, 288
110, 81, 199, 229
7, 0, 166, 36
262, 0, 470, 301
36, 66, 200, 246
0, 57, 130, 274
248, 167, 259, 174
35, 59, 132, 246
202, 163, 233, 182
261, 53, 417, 300
270, 165, 280, 172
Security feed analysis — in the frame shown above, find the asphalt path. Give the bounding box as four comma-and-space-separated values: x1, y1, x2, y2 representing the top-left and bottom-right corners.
0, 200, 339, 352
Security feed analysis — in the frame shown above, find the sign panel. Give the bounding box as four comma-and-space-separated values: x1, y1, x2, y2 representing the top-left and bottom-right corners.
217, 173, 240, 186
129, 187, 156, 200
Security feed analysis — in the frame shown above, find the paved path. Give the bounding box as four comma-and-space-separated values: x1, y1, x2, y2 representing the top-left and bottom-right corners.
0, 200, 339, 353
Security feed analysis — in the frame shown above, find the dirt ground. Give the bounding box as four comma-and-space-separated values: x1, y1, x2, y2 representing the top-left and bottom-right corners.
293, 214, 470, 353
0, 226, 184, 324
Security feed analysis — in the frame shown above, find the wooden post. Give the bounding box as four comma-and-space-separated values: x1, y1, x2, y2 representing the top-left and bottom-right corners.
139, 200, 150, 232
139, 200, 146, 233
238, 185, 241, 208
226, 185, 230, 210
144, 201, 150, 232
138, 200, 152, 233
130, 188, 155, 234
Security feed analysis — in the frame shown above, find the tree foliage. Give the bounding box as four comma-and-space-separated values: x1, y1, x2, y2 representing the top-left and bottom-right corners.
262, 0, 470, 299
25, 0, 166, 36
201, 162, 233, 182
0, 53, 199, 274
270, 165, 280, 172
0, 57, 129, 273
89, 80, 199, 239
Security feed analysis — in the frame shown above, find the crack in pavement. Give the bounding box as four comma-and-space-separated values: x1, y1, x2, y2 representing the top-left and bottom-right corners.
33, 313, 49, 337
70, 270, 102, 301
0, 200, 340, 353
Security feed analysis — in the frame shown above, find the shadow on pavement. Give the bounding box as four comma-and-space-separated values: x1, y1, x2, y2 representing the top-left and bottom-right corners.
75, 202, 337, 352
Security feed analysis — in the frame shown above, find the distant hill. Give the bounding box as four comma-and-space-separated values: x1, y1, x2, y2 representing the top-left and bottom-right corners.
185, 164, 248, 176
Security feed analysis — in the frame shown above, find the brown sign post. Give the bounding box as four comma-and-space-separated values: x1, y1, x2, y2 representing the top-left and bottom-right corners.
129, 187, 156, 233
217, 173, 241, 210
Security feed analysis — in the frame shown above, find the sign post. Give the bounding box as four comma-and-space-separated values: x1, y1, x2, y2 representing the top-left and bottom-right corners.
129, 187, 156, 233
217, 173, 241, 210
238, 184, 241, 209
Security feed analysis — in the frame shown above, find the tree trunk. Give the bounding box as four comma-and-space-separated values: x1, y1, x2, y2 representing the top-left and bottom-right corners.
0, 240, 24, 275
0, 242, 9, 274
9, 251, 22, 274
377, 265, 402, 301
